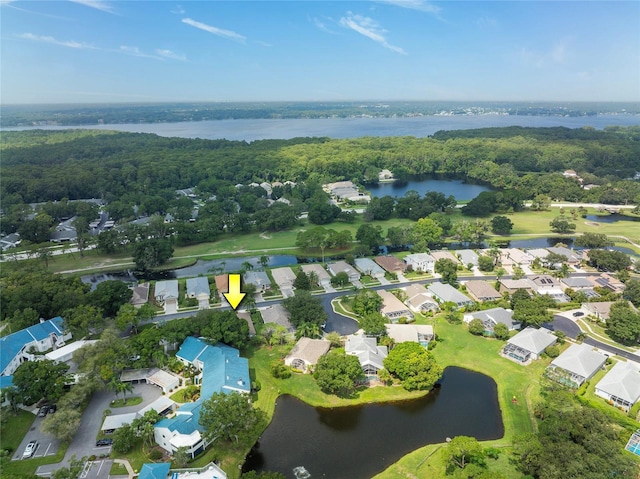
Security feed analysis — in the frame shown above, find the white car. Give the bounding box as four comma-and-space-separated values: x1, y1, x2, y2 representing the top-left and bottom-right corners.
22, 440, 37, 459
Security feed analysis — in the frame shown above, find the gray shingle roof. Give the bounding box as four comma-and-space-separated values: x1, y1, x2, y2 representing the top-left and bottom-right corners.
550, 343, 607, 379
428, 282, 473, 305
507, 327, 557, 355
595, 361, 640, 404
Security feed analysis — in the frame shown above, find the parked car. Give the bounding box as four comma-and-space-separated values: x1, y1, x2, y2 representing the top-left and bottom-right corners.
95, 438, 113, 447
22, 440, 38, 459
573, 311, 584, 317
47, 404, 57, 414
38, 406, 49, 417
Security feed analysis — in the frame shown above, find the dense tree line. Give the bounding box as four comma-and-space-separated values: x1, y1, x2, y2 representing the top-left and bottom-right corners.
2, 127, 640, 208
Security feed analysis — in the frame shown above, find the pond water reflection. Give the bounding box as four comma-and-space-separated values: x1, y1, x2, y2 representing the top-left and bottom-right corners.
243, 366, 504, 479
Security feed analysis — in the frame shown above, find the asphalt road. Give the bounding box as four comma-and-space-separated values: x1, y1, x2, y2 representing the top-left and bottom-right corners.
546, 315, 640, 361
12, 412, 62, 462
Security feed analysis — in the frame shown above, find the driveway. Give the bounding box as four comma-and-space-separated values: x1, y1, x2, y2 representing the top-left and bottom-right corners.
12, 411, 62, 461
57, 383, 162, 466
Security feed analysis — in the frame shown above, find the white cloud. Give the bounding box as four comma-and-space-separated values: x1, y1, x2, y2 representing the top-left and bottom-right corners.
476, 16, 497, 28
19, 32, 96, 49
182, 17, 246, 42
339, 12, 406, 55
69, 0, 115, 14
313, 16, 339, 35
119, 45, 163, 60
171, 4, 185, 15
156, 49, 187, 61
375, 0, 441, 15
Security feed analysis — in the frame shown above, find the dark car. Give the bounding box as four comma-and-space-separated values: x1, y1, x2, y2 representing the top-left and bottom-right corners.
96, 438, 113, 447
38, 406, 49, 418
47, 404, 57, 414
573, 311, 585, 317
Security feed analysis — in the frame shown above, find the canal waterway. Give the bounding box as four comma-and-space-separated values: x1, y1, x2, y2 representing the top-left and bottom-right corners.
242, 366, 504, 479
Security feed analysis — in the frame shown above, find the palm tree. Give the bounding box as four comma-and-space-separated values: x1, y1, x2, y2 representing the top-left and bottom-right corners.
241, 261, 254, 272
308, 271, 319, 290
121, 381, 134, 400
259, 255, 270, 270
296, 322, 321, 339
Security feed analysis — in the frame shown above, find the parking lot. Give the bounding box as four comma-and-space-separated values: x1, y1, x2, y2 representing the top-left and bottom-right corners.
12, 410, 62, 461
36, 459, 127, 479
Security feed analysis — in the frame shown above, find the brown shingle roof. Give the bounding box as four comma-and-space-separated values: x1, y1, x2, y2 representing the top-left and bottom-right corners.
374, 256, 406, 273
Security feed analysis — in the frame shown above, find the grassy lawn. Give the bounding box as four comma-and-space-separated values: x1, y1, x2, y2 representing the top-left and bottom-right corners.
370, 317, 550, 479
109, 396, 143, 408
110, 462, 129, 475
0, 409, 36, 453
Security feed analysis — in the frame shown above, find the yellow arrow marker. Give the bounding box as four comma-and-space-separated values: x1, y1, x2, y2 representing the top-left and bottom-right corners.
223, 274, 246, 310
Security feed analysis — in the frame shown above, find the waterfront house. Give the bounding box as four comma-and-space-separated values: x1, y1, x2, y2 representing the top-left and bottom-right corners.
502, 327, 557, 364
546, 343, 607, 388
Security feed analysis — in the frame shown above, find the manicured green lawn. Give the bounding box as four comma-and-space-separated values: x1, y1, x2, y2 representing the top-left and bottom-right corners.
109, 396, 143, 408
0, 409, 36, 453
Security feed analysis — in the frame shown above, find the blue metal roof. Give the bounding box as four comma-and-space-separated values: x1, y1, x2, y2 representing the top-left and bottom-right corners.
0, 317, 64, 375
139, 462, 171, 479
175, 336, 208, 363
156, 338, 250, 435
0, 375, 14, 389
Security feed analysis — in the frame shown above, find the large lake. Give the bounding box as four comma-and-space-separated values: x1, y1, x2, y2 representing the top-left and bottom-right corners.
368, 177, 492, 201
243, 366, 503, 479
6, 114, 639, 141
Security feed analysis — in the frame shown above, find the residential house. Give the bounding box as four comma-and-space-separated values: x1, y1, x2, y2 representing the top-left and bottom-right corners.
464, 308, 520, 334
130, 283, 150, 308
385, 324, 434, 347
327, 261, 361, 282
563, 169, 579, 178
546, 343, 607, 388
378, 169, 394, 181
284, 337, 331, 372
403, 253, 435, 273
345, 332, 388, 376
301, 264, 332, 287
243, 271, 271, 292
45, 340, 97, 364
139, 463, 171, 479
186, 277, 211, 310
377, 290, 413, 322
500, 248, 534, 267
588, 273, 625, 293
582, 301, 617, 321
260, 304, 294, 332
457, 249, 479, 267
404, 283, 440, 313
431, 250, 460, 264
354, 257, 386, 279
464, 280, 502, 302
154, 280, 179, 314
374, 256, 407, 274
526, 248, 550, 262
154, 337, 250, 458
547, 246, 582, 264
502, 327, 557, 364
427, 282, 474, 309
323, 181, 371, 203
214, 275, 229, 300
0, 233, 21, 251
595, 360, 640, 412
530, 275, 561, 291
537, 289, 571, 303
0, 317, 71, 385
138, 462, 228, 479
271, 267, 297, 296
499, 279, 535, 295
561, 276, 596, 291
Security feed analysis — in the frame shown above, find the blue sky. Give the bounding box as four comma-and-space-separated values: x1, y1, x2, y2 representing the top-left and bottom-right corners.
1, 1, 639, 104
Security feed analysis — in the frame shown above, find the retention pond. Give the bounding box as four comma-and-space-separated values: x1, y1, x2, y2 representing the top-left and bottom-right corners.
243, 366, 504, 479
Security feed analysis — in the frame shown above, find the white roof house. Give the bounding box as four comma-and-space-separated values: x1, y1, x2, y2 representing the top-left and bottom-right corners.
431, 250, 460, 264
546, 343, 607, 388
595, 361, 640, 412
404, 283, 439, 313
102, 412, 138, 432
403, 253, 435, 273
385, 324, 434, 347
45, 340, 97, 363
284, 337, 331, 372
271, 267, 297, 294
427, 282, 474, 309
345, 332, 388, 376
327, 261, 361, 281
502, 327, 557, 364
463, 308, 520, 333
377, 290, 413, 321
500, 248, 534, 266
301, 264, 332, 286
457, 249, 479, 267
354, 258, 386, 278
